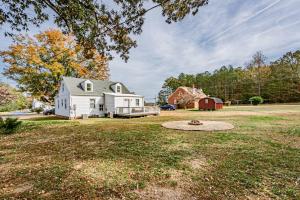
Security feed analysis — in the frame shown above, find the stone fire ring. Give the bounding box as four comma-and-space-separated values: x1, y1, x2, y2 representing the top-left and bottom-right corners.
162, 120, 234, 131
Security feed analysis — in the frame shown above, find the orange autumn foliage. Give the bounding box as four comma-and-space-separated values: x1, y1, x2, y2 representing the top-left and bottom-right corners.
1, 29, 109, 102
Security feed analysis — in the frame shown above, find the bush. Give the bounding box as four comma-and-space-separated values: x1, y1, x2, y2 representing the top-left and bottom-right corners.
31, 107, 44, 114
0, 117, 22, 134
249, 96, 264, 105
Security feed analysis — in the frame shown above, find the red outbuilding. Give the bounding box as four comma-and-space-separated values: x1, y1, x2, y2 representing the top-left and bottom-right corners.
199, 97, 223, 111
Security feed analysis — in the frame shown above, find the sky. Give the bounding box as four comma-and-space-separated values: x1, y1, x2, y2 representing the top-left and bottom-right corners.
1, 0, 300, 101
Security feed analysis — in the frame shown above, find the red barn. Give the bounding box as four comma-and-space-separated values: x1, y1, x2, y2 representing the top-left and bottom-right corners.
199, 97, 223, 111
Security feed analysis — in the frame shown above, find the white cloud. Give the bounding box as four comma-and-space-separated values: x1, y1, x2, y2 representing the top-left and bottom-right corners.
110, 0, 300, 99
1, 0, 300, 100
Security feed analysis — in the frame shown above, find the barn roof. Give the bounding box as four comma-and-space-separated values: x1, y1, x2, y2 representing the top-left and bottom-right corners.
62, 76, 131, 96
210, 97, 223, 103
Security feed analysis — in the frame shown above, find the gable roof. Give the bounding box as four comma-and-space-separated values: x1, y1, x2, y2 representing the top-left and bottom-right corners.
62, 76, 131, 96
170, 86, 206, 99
180, 87, 207, 99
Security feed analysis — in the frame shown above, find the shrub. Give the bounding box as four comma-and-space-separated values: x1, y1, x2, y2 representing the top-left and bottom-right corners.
0, 117, 22, 134
249, 96, 264, 105
32, 107, 44, 114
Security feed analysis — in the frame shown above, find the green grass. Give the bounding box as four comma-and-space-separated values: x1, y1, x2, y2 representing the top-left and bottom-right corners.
248, 115, 286, 122
0, 105, 299, 199
286, 127, 300, 137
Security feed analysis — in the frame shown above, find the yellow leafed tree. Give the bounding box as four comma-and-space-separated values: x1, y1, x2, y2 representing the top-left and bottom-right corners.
1, 29, 109, 103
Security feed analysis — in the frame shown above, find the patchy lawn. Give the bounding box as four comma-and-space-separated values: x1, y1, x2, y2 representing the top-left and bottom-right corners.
0, 105, 299, 199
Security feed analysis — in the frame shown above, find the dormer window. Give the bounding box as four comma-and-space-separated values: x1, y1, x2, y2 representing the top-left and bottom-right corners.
82, 80, 93, 92
115, 83, 122, 93
86, 83, 92, 91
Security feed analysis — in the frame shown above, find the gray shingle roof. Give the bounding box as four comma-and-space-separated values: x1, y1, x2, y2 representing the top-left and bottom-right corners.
62, 76, 131, 96
211, 97, 223, 103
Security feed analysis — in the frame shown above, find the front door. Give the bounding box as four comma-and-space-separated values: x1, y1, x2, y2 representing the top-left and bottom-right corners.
99, 104, 104, 116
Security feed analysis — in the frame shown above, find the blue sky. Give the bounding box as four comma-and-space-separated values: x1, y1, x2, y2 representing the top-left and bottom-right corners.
1, 0, 300, 101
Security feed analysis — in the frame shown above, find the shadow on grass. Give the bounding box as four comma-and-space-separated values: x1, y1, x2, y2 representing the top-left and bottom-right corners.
23, 116, 67, 121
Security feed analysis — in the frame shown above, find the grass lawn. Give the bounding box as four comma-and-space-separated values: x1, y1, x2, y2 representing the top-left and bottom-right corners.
0, 105, 299, 199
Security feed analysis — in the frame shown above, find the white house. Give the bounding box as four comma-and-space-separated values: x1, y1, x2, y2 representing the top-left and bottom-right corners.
55, 76, 148, 119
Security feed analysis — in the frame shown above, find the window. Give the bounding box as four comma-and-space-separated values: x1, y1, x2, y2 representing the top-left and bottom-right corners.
62, 83, 64, 92
117, 85, 121, 93
86, 83, 92, 91
205, 99, 209, 104
136, 99, 140, 106
99, 104, 104, 111
64, 99, 67, 109
57, 99, 59, 109
90, 99, 95, 109
61, 99, 63, 106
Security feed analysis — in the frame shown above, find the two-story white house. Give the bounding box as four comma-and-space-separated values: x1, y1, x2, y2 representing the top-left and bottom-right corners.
55, 76, 146, 119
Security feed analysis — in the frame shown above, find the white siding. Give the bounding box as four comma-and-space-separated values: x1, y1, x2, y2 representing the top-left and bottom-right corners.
104, 94, 115, 113
55, 79, 145, 118
55, 80, 70, 117
70, 95, 105, 118
105, 93, 144, 114
114, 96, 144, 108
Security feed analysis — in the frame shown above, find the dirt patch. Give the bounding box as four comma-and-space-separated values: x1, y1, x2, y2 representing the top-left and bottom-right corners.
135, 167, 197, 200
135, 186, 189, 200
162, 120, 234, 131
187, 157, 209, 170
73, 160, 131, 185
243, 194, 272, 200
0, 163, 11, 176
163, 142, 192, 151
2, 182, 33, 195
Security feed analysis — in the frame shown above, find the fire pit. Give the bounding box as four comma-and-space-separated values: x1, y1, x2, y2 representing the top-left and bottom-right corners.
188, 120, 203, 125
161, 120, 234, 131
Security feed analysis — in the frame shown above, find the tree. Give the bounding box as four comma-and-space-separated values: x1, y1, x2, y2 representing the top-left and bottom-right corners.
246, 51, 268, 96
163, 76, 182, 92
1, 29, 109, 103
0, 83, 14, 106
0, 83, 28, 112
158, 86, 172, 105
0, 0, 209, 61
268, 50, 300, 102
160, 49, 300, 104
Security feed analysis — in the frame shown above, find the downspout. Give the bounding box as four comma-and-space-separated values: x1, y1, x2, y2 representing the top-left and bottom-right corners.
69, 95, 72, 119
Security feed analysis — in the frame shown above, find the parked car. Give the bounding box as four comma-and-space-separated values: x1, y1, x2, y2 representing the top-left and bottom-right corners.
160, 104, 176, 111
43, 108, 55, 115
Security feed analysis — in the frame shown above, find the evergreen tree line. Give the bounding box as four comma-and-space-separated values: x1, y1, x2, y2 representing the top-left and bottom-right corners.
159, 50, 300, 104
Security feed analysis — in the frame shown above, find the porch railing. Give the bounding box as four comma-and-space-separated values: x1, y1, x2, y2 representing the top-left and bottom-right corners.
115, 106, 160, 115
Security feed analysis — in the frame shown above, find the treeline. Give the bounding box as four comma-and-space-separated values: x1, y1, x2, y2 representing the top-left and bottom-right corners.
159, 50, 300, 104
